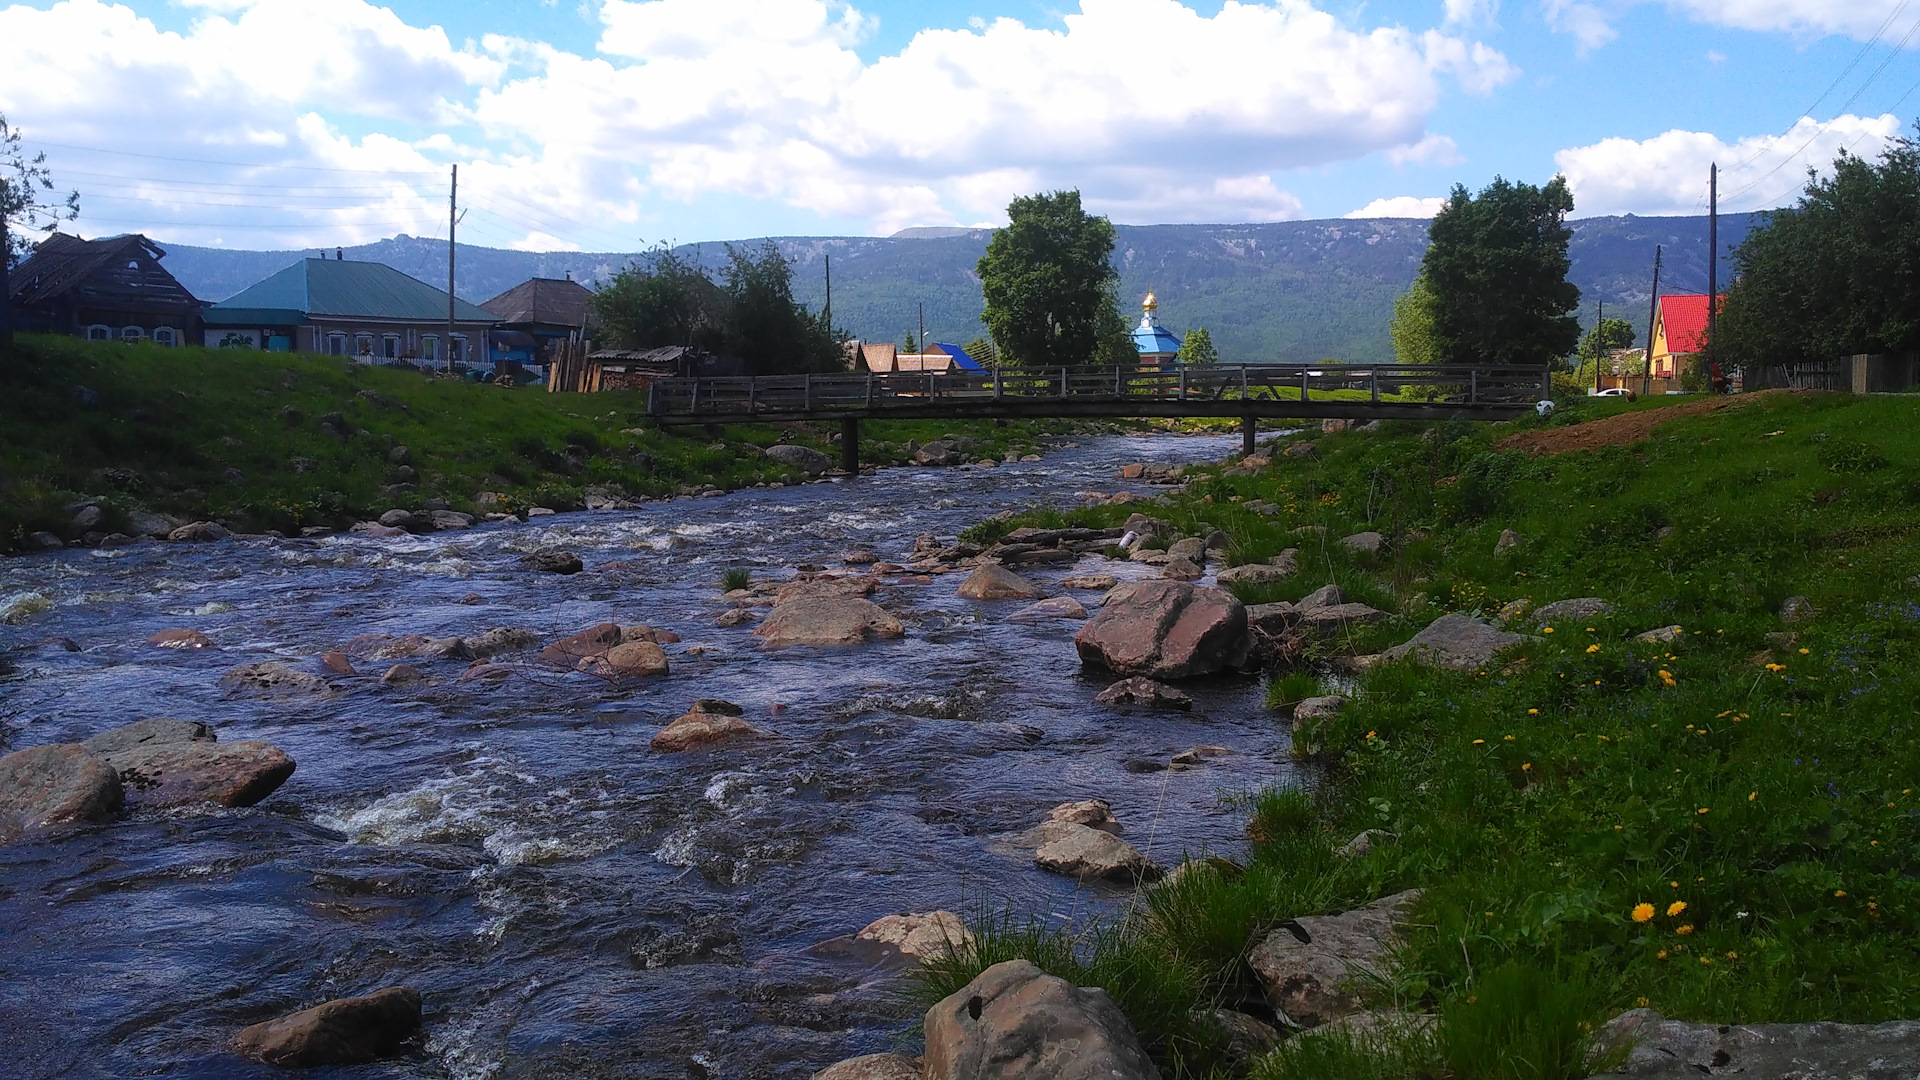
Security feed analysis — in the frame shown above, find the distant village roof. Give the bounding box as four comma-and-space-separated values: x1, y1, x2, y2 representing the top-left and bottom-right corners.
929, 341, 986, 372
1131, 292, 1183, 357
207, 258, 496, 323
483, 276, 594, 328
1657, 294, 1716, 355
8, 232, 198, 309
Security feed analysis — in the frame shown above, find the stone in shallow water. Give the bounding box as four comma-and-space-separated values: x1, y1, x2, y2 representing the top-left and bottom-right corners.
146, 628, 214, 649
854, 910, 973, 961
0, 744, 123, 845
1094, 676, 1192, 711
1008, 596, 1087, 621
956, 563, 1043, 600
924, 959, 1159, 1080
231, 986, 421, 1067
813, 1054, 921, 1080
1074, 580, 1251, 680
755, 598, 904, 648
1028, 821, 1159, 882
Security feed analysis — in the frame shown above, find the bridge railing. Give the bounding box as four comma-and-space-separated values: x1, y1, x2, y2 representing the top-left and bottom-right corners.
646, 363, 1551, 418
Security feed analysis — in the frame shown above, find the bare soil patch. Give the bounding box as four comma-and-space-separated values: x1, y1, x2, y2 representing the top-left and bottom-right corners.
1497, 394, 1783, 456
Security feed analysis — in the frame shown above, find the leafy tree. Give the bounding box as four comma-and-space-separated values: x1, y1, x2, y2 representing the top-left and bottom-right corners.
1421, 176, 1580, 367
589, 245, 727, 353
722, 241, 846, 375
978, 189, 1119, 368
1, 114, 80, 348
963, 335, 998, 368
1389, 271, 1443, 365
1176, 325, 1219, 366
1578, 316, 1636, 365
1091, 289, 1140, 368
1716, 135, 1920, 370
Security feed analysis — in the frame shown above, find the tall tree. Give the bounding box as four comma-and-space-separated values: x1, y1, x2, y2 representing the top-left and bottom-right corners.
1579, 316, 1637, 364
1176, 325, 1219, 366
1389, 271, 1443, 365
589, 245, 727, 353
977, 190, 1119, 368
1, 114, 80, 348
1716, 135, 1920, 370
963, 335, 998, 368
1421, 176, 1580, 367
721, 241, 845, 375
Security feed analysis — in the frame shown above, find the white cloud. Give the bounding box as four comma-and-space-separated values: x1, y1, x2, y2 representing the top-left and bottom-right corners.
1553, 114, 1902, 215
1541, 0, 1912, 50
1346, 195, 1448, 217
1542, 0, 1617, 51
0, 0, 1514, 245
1444, 0, 1499, 26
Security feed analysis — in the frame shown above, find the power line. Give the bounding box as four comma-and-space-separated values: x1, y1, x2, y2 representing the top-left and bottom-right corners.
30, 139, 440, 176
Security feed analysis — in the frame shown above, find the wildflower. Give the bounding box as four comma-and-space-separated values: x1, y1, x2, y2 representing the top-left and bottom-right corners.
1366, 731, 1378, 740
1504, 735, 1514, 741
1671, 881, 1680, 888
1726, 951, 1739, 960
1700, 957, 1713, 966
1676, 924, 1695, 935
1835, 890, 1847, 898
1668, 901, 1687, 917
1765, 663, 1786, 673
1698, 807, 1710, 815
1543, 626, 1555, 634
1473, 739, 1485, 745
1522, 762, 1532, 771
1528, 708, 1539, 715
1632, 903, 1656, 923
1636, 996, 1650, 1007
1657, 949, 1669, 959
1587, 644, 1602, 654
1749, 792, 1757, 801
1798, 648, 1810, 654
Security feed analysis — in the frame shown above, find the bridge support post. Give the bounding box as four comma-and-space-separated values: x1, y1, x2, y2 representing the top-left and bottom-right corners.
1241, 415, 1257, 457
840, 418, 859, 475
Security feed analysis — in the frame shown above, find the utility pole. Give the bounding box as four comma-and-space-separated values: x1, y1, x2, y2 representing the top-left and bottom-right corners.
823, 254, 832, 332
1707, 162, 1718, 385
1593, 298, 1604, 395
447, 163, 457, 373
917, 302, 924, 359
1643, 245, 1662, 396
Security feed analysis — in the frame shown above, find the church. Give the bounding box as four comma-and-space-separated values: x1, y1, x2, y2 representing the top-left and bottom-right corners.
1131, 292, 1183, 365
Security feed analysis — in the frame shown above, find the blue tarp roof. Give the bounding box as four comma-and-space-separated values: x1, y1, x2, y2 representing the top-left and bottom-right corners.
931, 341, 986, 372
210, 258, 496, 322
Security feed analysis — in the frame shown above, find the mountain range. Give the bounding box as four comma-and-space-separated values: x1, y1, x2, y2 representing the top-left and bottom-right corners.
153, 213, 1756, 365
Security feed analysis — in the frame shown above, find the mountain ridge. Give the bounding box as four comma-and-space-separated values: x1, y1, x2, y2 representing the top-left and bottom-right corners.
150, 213, 1755, 364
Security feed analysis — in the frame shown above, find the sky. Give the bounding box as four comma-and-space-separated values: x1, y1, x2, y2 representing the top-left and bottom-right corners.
0, 0, 1913, 251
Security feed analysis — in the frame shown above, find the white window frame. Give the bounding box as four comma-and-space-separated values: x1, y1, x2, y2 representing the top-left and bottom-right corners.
422, 335, 439, 362
120, 326, 145, 341
327, 333, 348, 356
383, 334, 400, 359
152, 327, 177, 347
86, 324, 111, 341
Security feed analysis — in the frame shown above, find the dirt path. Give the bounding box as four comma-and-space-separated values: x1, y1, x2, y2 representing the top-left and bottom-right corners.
1496, 395, 1773, 455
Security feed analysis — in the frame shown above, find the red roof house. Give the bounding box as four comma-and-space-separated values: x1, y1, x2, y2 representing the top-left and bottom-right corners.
1649, 294, 1722, 377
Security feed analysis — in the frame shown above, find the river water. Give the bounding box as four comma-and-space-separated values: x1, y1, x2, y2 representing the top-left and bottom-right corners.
0, 433, 1291, 1080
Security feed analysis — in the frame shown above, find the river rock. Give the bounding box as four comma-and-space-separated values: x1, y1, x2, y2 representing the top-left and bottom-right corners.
0, 744, 124, 844
755, 598, 904, 648
69, 503, 104, 532
317, 650, 355, 675
1159, 555, 1203, 581
914, 442, 967, 466
774, 576, 876, 606
957, 563, 1043, 600
1494, 528, 1521, 555
855, 910, 973, 961
231, 986, 422, 1067
86, 720, 295, 810
539, 623, 623, 667
814, 1054, 922, 1080
463, 627, 541, 658
1008, 596, 1087, 620
1094, 676, 1193, 711
1166, 537, 1206, 562
1283, 441, 1316, 459
1532, 597, 1612, 627
128, 511, 175, 539
1636, 625, 1684, 645
1046, 798, 1122, 834
651, 709, 763, 752
1779, 595, 1815, 624
1291, 695, 1348, 724
1586, 1008, 1920, 1080
1074, 580, 1252, 679
147, 628, 214, 649
520, 549, 584, 574
1058, 573, 1117, 591
923, 959, 1159, 1080
429, 509, 474, 531
1299, 602, 1392, 632
579, 640, 669, 679
1339, 531, 1384, 556
381, 664, 425, 687
220, 662, 334, 697
1297, 584, 1344, 611
1247, 602, 1301, 634
1216, 563, 1290, 587
1249, 889, 1422, 1027
168, 521, 230, 542
715, 607, 757, 627
349, 521, 407, 538
377, 508, 424, 531
1337, 829, 1395, 859
1029, 821, 1159, 882
344, 633, 431, 660
1364, 613, 1529, 671
766, 444, 833, 475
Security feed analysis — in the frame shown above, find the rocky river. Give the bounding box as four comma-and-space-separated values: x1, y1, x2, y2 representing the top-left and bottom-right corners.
0, 433, 1294, 1079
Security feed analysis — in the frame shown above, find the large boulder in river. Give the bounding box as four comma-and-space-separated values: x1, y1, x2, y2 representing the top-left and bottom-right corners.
1028, 821, 1159, 882
219, 662, 335, 697
1364, 613, 1530, 671
520, 549, 584, 574
1074, 580, 1251, 679
756, 598, 904, 648
774, 576, 876, 606
651, 705, 763, 752
956, 563, 1043, 600
765, 443, 832, 475
814, 1055, 922, 1080
83, 719, 295, 810
168, 521, 230, 542
579, 640, 669, 680
855, 910, 973, 961
231, 986, 422, 1067
539, 623, 623, 667
923, 959, 1160, 1080
0, 744, 123, 844
1249, 889, 1422, 1028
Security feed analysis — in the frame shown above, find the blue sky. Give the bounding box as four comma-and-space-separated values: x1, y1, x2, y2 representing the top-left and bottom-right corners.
0, 0, 1910, 251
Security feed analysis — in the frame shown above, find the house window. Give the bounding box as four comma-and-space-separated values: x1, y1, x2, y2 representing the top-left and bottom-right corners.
86, 325, 111, 341
421, 335, 438, 362
121, 326, 145, 341
354, 334, 374, 357
383, 335, 399, 359
152, 327, 176, 347
327, 333, 348, 356
449, 334, 467, 364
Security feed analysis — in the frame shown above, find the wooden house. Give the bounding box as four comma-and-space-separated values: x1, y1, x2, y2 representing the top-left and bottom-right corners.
6, 233, 204, 345
202, 253, 497, 363
481, 275, 594, 368
1648, 294, 1720, 378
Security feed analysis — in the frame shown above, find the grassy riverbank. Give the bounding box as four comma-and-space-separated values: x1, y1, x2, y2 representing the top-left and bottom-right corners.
0, 335, 1117, 551
935, 391, 1920, 1077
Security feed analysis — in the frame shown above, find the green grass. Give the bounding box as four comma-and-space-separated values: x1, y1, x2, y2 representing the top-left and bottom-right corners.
0, 335, 1087, 550
927, 389, 1920, 1077
719, 567, 752, 592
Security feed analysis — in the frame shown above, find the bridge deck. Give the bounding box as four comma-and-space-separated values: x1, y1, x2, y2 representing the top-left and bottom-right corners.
644, 363, 1550, 425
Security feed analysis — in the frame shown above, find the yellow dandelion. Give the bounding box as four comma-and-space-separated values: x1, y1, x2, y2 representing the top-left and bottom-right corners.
1835, 890, 1848, 898
1543, 626, 1555, 633
1726, 951, 1739, 960
1632, 903, 1655, 923
1798, 648, 1810, 654
1667, 901, 1687, 917
1700, 957, 1713, 966
1473, 739, 1485, 745
1676, 924, 1695, 935
1698, 807, 1710, 815
1522, 762, 1533, 771
1749, 792, 1757, 801
1587, 644, 1602, 653
1657, 949, 1669, 959
1504, 735, 1515, 741
1528, 708, 1539, 715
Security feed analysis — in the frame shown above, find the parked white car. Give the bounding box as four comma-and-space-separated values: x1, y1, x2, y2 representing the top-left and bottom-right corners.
1591, 387, 1637, 399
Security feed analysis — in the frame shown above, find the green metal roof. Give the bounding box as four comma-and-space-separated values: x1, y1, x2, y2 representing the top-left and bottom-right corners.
209, 258, 497, 322
202, 306, 306, 326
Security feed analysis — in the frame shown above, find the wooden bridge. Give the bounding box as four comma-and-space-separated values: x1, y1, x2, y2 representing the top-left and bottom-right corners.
645, 363, 1551, 471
